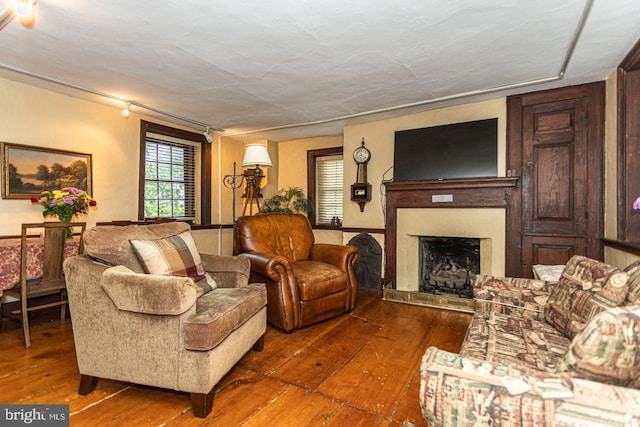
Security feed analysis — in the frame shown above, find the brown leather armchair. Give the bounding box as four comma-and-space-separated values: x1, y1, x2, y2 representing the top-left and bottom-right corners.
235, 213, 359, 332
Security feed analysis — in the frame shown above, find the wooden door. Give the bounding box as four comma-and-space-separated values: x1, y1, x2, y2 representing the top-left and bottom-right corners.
506, 83, 605, 277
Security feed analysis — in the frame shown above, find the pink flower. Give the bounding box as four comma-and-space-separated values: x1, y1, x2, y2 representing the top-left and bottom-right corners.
634, 197, 640, 210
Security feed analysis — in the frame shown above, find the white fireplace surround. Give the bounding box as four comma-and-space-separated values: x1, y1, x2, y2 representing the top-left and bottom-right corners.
395, 208, 506, 292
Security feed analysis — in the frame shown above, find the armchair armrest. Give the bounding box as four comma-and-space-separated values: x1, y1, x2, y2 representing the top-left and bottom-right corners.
238, 252, 292, 281
310, 243, 359, 271
200, 253, 250, 288
101, 265, 198, 315
420, 347, 640, 426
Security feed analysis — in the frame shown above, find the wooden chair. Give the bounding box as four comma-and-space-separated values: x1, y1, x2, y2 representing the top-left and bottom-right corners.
1, 222, 86, 348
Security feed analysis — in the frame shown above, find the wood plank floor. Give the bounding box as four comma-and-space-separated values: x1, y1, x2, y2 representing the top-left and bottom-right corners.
0, 291, 472, 426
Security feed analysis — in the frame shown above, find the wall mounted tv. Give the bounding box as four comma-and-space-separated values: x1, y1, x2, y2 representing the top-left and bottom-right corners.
393, 118, 498, 182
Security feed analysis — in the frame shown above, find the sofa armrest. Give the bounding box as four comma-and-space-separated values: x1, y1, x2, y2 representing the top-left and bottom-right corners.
473, 274, 552, 295
200, 253, 250, 288
310, 243, 359, 271
100, 265, 198, 315
420, 347, 640, 426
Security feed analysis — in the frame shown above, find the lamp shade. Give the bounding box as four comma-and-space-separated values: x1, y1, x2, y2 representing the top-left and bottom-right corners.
242, 144, 272, 168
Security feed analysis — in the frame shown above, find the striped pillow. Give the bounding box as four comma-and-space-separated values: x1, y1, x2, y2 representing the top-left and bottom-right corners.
130, 230, 216, 295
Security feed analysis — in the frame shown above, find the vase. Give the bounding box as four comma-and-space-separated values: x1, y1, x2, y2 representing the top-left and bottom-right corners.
56, 213, 75, 239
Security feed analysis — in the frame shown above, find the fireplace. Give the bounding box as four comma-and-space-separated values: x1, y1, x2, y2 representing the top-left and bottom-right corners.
419, 236, 479, 299
382, 178, 518, 312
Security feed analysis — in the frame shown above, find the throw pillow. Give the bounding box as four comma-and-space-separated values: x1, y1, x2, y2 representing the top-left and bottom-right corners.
556, 304, 640, 388
624, 259, 640, 305
544, 256, 629, 338
130, 230, 217, 295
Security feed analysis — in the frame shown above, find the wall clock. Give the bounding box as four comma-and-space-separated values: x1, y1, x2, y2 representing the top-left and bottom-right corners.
351, 138, 371, 212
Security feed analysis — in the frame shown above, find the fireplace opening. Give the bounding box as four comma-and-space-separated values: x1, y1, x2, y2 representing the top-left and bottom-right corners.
418, 236, 479, 299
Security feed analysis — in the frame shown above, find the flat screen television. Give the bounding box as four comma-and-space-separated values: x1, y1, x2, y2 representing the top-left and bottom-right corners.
393, 118, 498, 182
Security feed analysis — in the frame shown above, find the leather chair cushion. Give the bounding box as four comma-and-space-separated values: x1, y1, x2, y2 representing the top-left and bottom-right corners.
293, 260, 347, 301
184, 283, 267, 351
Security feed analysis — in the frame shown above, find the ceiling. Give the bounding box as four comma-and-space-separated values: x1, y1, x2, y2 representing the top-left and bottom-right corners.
1, 0, 639, 142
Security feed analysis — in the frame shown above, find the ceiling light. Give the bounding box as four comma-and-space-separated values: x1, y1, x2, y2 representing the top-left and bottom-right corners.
14, 0, 35, 18
203, 126, 213, 143
121, 102, 131, 119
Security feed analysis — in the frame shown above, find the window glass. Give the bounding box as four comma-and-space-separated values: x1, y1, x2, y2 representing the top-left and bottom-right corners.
143, 138, 196, 219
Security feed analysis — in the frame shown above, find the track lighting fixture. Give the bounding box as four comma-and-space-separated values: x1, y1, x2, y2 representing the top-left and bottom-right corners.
14, 0, 36, 18
121, 102, 131, 119
203, 126, 213, 143
0, 0, 36, 31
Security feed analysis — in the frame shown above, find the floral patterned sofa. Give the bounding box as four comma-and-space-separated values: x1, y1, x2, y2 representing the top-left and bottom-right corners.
420, 255, 640, 426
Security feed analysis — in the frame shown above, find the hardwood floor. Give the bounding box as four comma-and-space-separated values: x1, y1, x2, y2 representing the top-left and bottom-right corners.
0, 291, 472, 426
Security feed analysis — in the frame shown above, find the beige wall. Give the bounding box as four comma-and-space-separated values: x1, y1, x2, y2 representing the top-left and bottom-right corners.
604, 70, 618, 240
0, 77, 248, 255
3, 72, 637, 266
276, 135, 343, 191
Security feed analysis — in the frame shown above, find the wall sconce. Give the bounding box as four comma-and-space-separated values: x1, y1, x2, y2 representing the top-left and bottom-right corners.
223, 143, 272, 224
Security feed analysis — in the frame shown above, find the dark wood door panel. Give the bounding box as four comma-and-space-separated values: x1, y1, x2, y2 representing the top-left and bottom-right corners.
533, 143, 573, 221
522, 235, 585, 269
522, 97, 589, 236
506, 82, 604, 278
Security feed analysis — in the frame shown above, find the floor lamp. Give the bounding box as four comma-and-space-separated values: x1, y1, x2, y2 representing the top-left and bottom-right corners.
223, 144, 272, 252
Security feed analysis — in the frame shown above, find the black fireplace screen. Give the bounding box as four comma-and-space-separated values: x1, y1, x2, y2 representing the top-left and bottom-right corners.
418, 236, 479, 298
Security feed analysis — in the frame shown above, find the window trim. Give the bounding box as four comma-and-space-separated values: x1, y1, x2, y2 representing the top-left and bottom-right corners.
307, 146, 343, 228
139, 120, 211, 224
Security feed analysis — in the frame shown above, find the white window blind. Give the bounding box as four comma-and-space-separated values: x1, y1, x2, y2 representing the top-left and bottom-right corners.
143, 137, 196, 219
316, 155, 343, 225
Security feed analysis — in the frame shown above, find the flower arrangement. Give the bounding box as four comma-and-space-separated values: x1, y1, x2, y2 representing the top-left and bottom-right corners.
31, 187, 97, 236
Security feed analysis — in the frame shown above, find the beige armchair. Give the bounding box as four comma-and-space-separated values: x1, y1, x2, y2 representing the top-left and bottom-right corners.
63, 222, 267, 418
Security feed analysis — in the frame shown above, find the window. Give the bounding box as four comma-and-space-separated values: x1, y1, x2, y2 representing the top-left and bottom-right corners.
307, 147, 343, 227
143, 138, 195, 219
139, 121, 211, 224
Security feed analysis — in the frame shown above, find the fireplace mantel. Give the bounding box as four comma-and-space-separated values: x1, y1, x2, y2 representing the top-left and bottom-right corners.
384, 177, 519, 287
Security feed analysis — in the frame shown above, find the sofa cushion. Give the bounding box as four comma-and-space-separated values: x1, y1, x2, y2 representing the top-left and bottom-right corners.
624, 259, 640, 305
556, 305, 640, 388
184, 283, 267, 351
474, 286, 550, 321
130, 230, 217, 295
472, 274, 551, 296
83, 222, 191, 273
544, 256, 629, 339
460, 311, 570, 372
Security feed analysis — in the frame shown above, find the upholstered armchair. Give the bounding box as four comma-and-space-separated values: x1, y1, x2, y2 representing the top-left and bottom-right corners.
63, 222, 267, 418
234, 213, 359, 333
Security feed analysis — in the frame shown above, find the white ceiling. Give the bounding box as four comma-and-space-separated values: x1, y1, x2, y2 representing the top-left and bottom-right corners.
0, 0, 639, 141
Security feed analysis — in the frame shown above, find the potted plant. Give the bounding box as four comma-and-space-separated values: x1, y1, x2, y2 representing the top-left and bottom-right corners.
260, 186, 313, 216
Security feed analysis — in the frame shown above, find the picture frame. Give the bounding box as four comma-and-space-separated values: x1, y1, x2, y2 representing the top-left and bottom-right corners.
1, 142, 92, 199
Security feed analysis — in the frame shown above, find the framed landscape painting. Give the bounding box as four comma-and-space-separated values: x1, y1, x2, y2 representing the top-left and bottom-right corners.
1, 143, 92, 199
